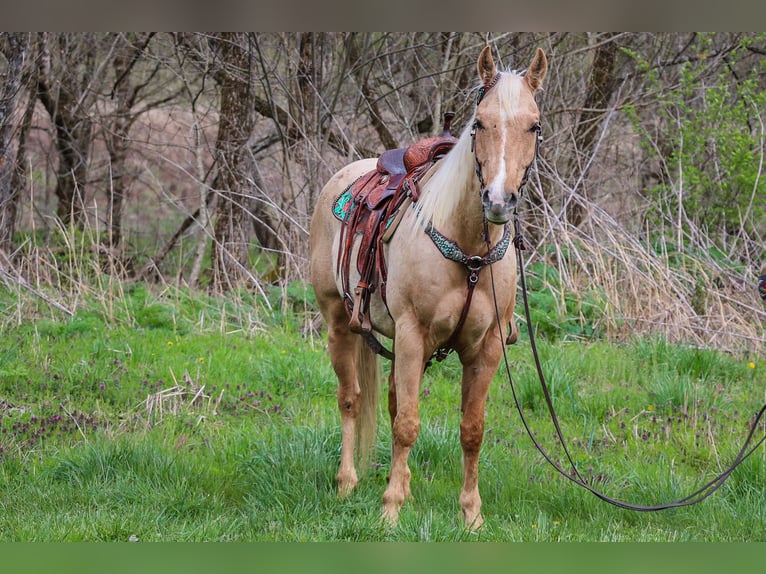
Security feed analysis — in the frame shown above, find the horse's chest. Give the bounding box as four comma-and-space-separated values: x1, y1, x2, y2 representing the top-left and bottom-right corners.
415, 279, 503, 341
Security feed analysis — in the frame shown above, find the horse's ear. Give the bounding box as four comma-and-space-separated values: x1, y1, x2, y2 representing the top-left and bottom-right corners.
525, 48, 548, 91
477, 45, 496, 85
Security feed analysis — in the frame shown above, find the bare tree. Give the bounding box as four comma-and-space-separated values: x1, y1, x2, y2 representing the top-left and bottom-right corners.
344, 33, 399, 151
101, 32, 162, 252
35, 33, 116, 225
565, 32, 620, 227
0, 33, 30, 252
209, 32, 258, 293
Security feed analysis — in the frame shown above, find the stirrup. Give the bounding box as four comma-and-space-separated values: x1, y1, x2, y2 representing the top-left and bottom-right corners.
348, 286, 372, 334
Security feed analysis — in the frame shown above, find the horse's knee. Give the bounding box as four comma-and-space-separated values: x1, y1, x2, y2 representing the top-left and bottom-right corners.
393, 416, 420, 447
460, 419, 484, 453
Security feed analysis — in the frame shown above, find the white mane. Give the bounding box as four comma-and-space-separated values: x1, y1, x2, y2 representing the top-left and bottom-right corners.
412, 123, 476, 232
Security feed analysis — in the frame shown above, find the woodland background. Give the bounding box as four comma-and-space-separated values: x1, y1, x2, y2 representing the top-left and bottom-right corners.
0, 32, 764, 352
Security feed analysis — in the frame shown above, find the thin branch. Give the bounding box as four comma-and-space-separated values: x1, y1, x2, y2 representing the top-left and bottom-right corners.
0, 249, 74, 316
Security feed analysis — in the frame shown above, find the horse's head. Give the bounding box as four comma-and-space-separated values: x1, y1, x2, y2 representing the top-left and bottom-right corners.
471, 46, 547, 225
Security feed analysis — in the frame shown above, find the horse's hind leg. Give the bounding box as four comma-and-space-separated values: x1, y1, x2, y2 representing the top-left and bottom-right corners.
323, 298, 362, 496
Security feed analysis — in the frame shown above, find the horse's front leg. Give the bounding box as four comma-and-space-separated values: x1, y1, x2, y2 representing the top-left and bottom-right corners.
458, 330, 503, 529
382, 324, 424, 525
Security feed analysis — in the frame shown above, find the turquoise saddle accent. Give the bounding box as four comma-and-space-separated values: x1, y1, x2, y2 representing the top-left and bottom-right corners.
333, 184, 399, 232
332, 188, 354, 222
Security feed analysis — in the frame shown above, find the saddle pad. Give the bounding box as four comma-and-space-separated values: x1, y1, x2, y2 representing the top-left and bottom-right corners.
332, 183, 356, 223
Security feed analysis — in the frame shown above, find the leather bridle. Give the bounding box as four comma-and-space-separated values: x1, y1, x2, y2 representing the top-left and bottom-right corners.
470, 73, 543, 220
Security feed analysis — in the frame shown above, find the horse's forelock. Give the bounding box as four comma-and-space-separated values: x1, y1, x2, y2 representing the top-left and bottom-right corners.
495, 72, 526, 121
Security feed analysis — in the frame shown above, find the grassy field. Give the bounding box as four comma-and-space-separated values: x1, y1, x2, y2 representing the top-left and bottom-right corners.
0, 283, 765, 542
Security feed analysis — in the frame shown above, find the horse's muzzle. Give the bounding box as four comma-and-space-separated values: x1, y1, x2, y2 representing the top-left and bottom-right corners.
482, 190, 517, 224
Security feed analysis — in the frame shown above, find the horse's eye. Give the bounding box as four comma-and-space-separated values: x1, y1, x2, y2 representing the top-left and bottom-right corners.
530, 122, 541, 134
474, 120, 485, 131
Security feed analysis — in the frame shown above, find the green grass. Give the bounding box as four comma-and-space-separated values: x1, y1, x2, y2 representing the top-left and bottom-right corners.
0, 284, 765, 541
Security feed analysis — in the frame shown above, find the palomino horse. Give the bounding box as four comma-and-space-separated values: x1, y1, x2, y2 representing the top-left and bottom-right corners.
310, 46, 547, 528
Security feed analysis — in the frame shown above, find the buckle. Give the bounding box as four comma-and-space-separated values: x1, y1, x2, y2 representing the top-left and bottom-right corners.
466, 255, 484, 272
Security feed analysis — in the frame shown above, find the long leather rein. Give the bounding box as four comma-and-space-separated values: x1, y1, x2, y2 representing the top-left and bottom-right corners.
488, 210, 766, 511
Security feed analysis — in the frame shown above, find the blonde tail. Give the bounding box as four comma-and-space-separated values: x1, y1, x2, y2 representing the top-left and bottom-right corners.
355, 341, 379, 474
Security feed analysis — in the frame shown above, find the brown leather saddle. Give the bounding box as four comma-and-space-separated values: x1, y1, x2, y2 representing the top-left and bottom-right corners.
333, 113, 458, 337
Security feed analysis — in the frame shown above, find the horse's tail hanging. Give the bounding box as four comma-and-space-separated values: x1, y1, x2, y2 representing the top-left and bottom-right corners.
354, 337, 379, 472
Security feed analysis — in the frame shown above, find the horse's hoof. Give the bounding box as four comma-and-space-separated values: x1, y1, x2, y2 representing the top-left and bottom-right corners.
337, 472, 358, 497
464, 512, 484, 531
381, 506, 400, 527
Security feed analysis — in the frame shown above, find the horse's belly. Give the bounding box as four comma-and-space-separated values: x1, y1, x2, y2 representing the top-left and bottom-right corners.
369, 296, 396, 339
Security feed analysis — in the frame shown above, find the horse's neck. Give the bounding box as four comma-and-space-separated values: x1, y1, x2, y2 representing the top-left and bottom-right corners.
448, 188, 490, 253
421, 151, 503, 254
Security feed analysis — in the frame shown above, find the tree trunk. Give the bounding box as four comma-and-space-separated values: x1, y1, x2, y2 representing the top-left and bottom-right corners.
105, 36, 143, 251
0, 33, 29, 252
566, 33, 619, 227
36, 33, 98, 227
53, 117, 91, 225
210, 33, 257, 293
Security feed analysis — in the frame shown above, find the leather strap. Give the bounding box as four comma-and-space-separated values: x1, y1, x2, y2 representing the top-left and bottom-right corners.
425, 223, 512, 365
494, 211, 766, 511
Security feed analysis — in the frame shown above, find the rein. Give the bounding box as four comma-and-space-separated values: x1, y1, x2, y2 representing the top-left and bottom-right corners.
489, 211, 766, 511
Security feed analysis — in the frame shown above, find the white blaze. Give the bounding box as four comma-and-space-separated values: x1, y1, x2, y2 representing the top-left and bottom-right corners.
487, 121, 507, 206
